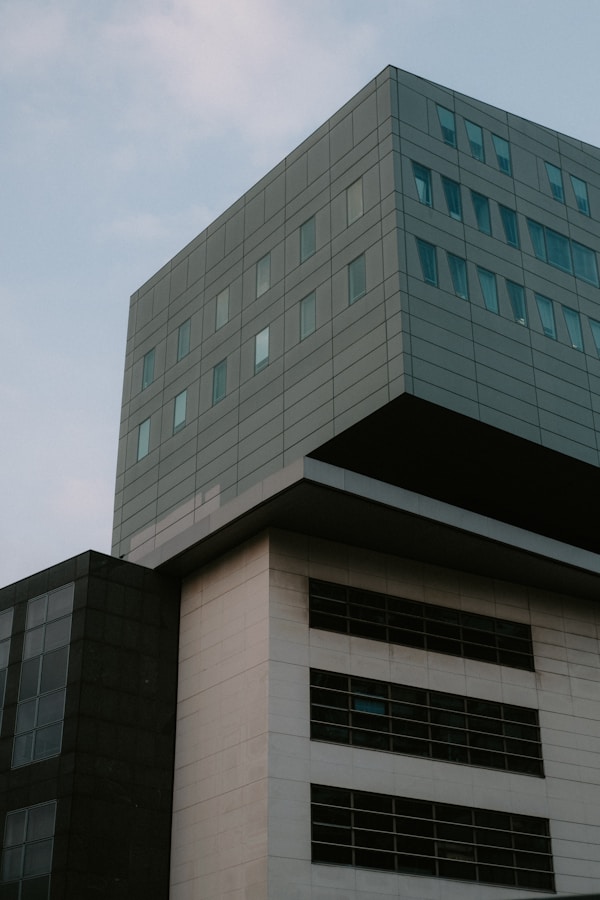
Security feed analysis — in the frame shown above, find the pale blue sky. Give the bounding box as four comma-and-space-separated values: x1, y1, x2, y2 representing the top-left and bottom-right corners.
2, 0, 599, 587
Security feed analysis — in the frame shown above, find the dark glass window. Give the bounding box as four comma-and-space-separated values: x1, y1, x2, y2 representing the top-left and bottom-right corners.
0, 609, 13, 733
412, 162, 432, 206
215, 287, 229, 330
300, 292, 316, 340
492, 134, 512, 174
506, 281, 527, 326
545, 162, 564, 202
177, 319, 191, 361
436, 105, 456, 147
346, 179, 363, 224
562, 306, 584, 351
471, 191, 491, 235
570, 174, 590, 215
447, 253, 468, 300
212, 360, 227, 405
589, 318, 600, 356
441, 176, 462, 220
1, 801, 56, 899
256, 253, 271, 297
416, 239, 437, 286
534, 294, 556, 339
465, 120, 485, 161
137, 418, 150, 461
173, 389, 187, 433
348, 255, 366, 304
142, 348, 155, 390
477, 268, 498, 314
527, 219, 599, 286
254, 326, 269, 373
499, 205, 519, 248
300, 217, 316, 262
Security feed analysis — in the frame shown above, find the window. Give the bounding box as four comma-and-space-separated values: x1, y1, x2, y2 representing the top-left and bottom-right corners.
12, 585, 73, 768
572, 241, 599, 285
348, 255, 366, 304
177, 319, 191, 361
0, 609, 14, 732
546, 227, 572, 272
141, 348, 155, 390
436, 105, 456, 147
441, 176, 462, 220
477, 268, 499, 314
545, 162, 564, 202
570, 174, 590, 215
300, 292, 316, 340
492, 134, 511, 174
256, 253, 271, 297
309, 580, 534, 670
527, 219, 546, 260
562, 306, 584, 350
527, 219, 599, 285
465, 120, 485, 161
412, 162, 432, 206
499, 205, 519, 248
311, 785, 554, 890
300, 217, 316, 262
346, 178, 363, 224
173, 389, 187, 433
447, 253, 468, 299
137, 418, 150, 461
254, 326, 269, 373
1, 801, 56, 899
534, 294, 556, 339
310, 670, 543, 776
416, 239, 437, 286
215, 287, 229, 330
506, 281, 527, 325
212, 360, 227, 404
471, 191, 491, 235
589, 318, 600, 356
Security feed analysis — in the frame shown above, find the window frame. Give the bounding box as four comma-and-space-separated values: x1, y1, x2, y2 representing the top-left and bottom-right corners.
471, 191, 491, 235
300, 291, 316, 340
416, 239, 438, 287
492, 134, 512, 175
346, 178, 363, 225
137, 418, 150, 461
348, 254, 366, 304
447, 253, 468, 300
477, 267, 499, 314
545, 161, 564, 202
212, 359, 227, 404
141, 348, 155, 390
300, 216, 316, 262
441, 176, 462, 221
570, 174, 590, 215
173, 389, 187, 433
256, 253, 271, 298
254, 326, 270, 373
215, 287, 229, 330
412, 162, 432, 207
464, 120, 485, 161
177, 319, 191, 361
436, 105, 456, 147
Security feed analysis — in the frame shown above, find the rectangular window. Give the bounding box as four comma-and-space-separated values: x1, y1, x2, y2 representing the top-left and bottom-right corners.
177, 319, 191, 361
1, 800, 57, 898
471, 191, 491, 235
173, 389, 187, 433
477, 268, 499, 314
254, 326, 269, 373
309, 580, 534, 670
506, 281, 527, 325
562, 306, 584, 350
142, 348, 155, 390
441, 176, 462, 220
416, 239, 437, 286
545, 162, 564, 202
310, 670, 543, 776
256, 253, 271, 297
447, 253, 468, 299
348, 255, 366, 304
215, 287, 229, 330
436, 105, 456, 147
572, 241, 599, 286
499, 205, 519, 248
300, 217, 316, 262
137, 418, 150, 460
212, 360, 227, 404
589, 318, 600, 356
465, 120, 485, 161
0, 609, 14, 732
570, 174, 590, 215
346, 178, 363, 224
412, 162, 432, 206
534, 294, 557, 339
492, 134, 512, 174
311, 785, 554, 891
527, 219, 547, 261
546, 228, 572, 273
300, 292, 316, 340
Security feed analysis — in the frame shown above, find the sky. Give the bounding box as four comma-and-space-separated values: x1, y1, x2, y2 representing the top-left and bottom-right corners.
2, 0, 600, 588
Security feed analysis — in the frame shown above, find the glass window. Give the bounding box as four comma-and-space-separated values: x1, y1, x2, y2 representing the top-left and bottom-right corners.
546, 228, 572, 273
177, 319, 191, 361
346, 178, 363, 224
256, 253, 271, 297
300, 217, 316, 261
471, 191, 491, 235
570, 174, 590, 215
562, 306, 584, 350
506, 281, 527, 325
534, 294, 556, 338
215, 287, 229, 330
441, 176, 462, 220
499, 205, 519, 248
464, 120, 485, 161
572, 241, 599, 286
447, 254, 468, 299
545, 162, 564, 202
212, 360, 227, 404
477, 268, 498, 313
141, 348, 155, 390
1, 801, 56, 897
492, 134, 512, 174
173, 390, 187, 433
254, 326, 269, 373
137, 419, 150, 460
436, 105, 456, 147
348, 255, 366, 304
527, 219, 547, 260
416, 239, 437, 286
300, 292, 316, 340
412, 162, 432, 206
589, 318, 600, 356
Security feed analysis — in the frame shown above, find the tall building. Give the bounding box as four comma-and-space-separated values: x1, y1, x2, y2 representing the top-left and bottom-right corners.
3, 66, 600, 898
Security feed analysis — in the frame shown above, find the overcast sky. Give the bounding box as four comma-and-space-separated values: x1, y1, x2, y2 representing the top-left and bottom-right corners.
2, 0, 600, 588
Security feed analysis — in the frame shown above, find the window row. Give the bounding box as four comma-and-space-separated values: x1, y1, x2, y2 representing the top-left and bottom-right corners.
311, 784, 554, 890
527, 217, 599, 284
544, 162, 590, 214
0, 609, 14, 734
1, 801, 56, 899
310, 669, 542, 776
309, 580, 534, 670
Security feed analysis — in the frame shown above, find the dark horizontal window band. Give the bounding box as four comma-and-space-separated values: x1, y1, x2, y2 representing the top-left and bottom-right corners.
311, 785, 554, 891
309, 580, 534, 671
310, 670, 543, 777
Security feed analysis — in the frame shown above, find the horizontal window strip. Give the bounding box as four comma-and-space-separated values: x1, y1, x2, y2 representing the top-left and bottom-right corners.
309, 580, 534, 671
311, 784, 554, 891
310, 670, 543, 776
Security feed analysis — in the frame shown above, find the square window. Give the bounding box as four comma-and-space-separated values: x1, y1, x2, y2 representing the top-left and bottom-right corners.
141, 348, 155, 390
212, 359, 227, 404
256, 253, 271, 297
300, 217, 316, 262
300, 292, 316, 340
137, 419, 150, 460
436, 105, 456, 147
177, 319, 191, 361
215, 287, 229, 330
416, 239, 437, 286
173, 390, 187, 433
348, 255, 366, 304
346, 178, 363, 224
254, 327, 269, 373
412, 162, 432, 206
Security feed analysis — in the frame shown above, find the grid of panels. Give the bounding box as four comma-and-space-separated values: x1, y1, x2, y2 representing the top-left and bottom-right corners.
311, 785, 554, 891
0, 800, 56, 899
309, 580, 534, 670
310, 670, 543, 776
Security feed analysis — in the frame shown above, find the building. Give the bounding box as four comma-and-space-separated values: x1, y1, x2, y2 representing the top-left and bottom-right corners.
3, 65, 600, 898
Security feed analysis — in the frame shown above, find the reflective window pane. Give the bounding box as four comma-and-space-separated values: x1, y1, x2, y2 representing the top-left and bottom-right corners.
412, 162, 432, 206
47, 586, 73, 621
506, 281, 527, 325
527, 220, 546, 260
215, 287, 229, 329
437, 105, 456, 146
0, 609, 14, 641
492, 134, 511, 174
572, 241, 599, 285
173, 390, 187, 434
12, 733, 34, 768
26, 598, 46, 631
23, 840, 53, 878
40, 647, 69, 694
442, 176, 462, 220
348, 255, 366, 304
300, 217, 315, 262
37, 690, 65, 727
4, 812, 27, 847
137, 418, 150, 461
255, 327, 269, 373
499, 205, 519, 248
589, 318, 600, 356
477, 269, 498, 314
563, 306, 584, 350
19, 658, 41, 700
416, 239, 437, 286
546, 228, 572, 272
256, 253, 271, 297
26, 805, 56, 843
534, 294, 556, 339
23, 628, 44, 661
44, 617, 71, 653
212, 360, 227, 405
447, 254, 468, 299
1, 847, 23, 881
15, 700, 37, 735
33, 723, 63, 761
570, 174, 590, 215
300, 292, 316, 340
177, 319, 191, 360
545, 162, 564, 201
346, 178, 363, 224
471, 191, 491, 235
141, 348, 155, 390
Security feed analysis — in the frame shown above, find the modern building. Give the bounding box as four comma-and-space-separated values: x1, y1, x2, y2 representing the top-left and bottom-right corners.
3, 65, 600, 898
